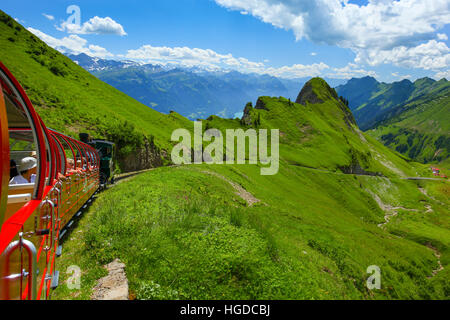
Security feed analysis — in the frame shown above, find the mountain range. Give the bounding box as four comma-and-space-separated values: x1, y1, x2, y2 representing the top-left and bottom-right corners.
336, 76, 450, 164
336, 76, 449, 130
68, 53, 346, 119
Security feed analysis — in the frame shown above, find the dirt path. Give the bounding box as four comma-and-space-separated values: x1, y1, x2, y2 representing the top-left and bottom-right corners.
365, 190, 418, 228
426, 244, 444, 278
201, 170, 260, 206
418, 187, 445, 206
368, 146, 407, 177
91, 259, 129, 300
367, 189, 444, 277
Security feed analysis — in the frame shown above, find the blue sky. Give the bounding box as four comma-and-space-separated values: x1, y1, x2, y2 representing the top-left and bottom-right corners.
2, 0, 449, 82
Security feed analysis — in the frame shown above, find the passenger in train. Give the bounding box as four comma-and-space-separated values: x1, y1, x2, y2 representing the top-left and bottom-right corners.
10, 159, 19, 180
66, 158, 77, 174
9, 157, 37, 185
82, 157, 90, 171
76, 160, 87, 171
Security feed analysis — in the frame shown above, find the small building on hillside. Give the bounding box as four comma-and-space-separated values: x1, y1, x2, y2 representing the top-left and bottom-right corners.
431, 167, 440, 176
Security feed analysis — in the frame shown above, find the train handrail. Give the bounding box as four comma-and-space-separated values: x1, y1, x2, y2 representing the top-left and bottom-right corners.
52, 182, 62, 209
1, 233, 37, 300
66, 176, 72, 195
38, 200, 55, 251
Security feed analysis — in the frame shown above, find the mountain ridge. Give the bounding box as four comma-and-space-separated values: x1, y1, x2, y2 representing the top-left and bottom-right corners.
336, 76, 449, 130
337, 76, 450, 164
67, 53, 346, 119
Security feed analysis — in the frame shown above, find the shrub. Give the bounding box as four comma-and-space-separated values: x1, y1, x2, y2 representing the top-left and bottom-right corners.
49, 62, 68, 77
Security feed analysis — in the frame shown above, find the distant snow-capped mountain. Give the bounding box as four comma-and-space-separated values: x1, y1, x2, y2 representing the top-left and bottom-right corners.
67, 53, 146, 72
66, 53, 344, 119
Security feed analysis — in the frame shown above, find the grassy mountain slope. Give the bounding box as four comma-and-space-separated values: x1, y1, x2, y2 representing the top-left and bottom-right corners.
54, 79, 449, 300
368, 84, 450, 163
0, 11, 191, 165
336, 76, 449, 131
207, 78, 422, 178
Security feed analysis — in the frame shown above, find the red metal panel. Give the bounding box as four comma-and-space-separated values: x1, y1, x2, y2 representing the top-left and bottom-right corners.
0, 84, 9, 227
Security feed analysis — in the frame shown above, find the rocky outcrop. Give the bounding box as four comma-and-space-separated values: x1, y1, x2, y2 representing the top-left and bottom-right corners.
118, 137, 163, 173
295, 81, 324, 105
337, 101, 357, 128
240, 102, 254, 126
255, 98, 269, 110
296, 78, 357, 128
91, 259, 129, 300
338, 162, 383, 176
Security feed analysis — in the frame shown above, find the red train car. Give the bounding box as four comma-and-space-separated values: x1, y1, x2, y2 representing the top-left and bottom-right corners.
0, 62, 100, 300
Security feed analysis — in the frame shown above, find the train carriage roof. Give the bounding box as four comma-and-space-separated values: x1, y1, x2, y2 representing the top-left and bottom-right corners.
3, 88, 29, 129
92, 140, 115, 146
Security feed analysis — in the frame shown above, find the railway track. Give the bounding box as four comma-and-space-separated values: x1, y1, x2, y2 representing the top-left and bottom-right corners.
113, 168, 155, 183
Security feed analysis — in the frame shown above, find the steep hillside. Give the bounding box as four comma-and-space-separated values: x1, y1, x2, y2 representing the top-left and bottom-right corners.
368, 88, 450, 163
336, 76, 450, 130
216, 77, 421, 178
54, 78, 449, 300
0, 11, 192, 171
335, 76, 380, 109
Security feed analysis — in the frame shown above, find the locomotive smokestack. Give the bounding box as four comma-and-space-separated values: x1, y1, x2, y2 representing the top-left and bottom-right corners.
79, 133, 90, 144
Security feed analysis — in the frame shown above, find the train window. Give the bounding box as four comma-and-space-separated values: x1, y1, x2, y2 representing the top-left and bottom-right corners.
0, 72, 42, 220
68, 139, 82, 170
97, 143, 112, 159
9, 130, 37, 182
52, 134, 66, 176
53, 135, 76, 176
4, 101, 38, 188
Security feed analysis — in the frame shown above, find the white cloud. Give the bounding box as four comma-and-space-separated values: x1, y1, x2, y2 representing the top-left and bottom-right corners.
391, 72, 412, 79
265, 62, 330, 78
437, 33, 448, 41
125, 44, 335, 78
214, 0, 450, 71
355, 40, 450, 70
58, 16, 127, 36
27, 26, 334, 79
214, 0, 449, 49
310, 52, 317, 56
125, 45, 264, 72
434, 69, 450, 79
42, 13, 54, 21
326, 63, 378, 79
27, 27, 114, 58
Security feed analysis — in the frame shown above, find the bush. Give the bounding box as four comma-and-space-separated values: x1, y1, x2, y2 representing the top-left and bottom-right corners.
49, 62, 68, 77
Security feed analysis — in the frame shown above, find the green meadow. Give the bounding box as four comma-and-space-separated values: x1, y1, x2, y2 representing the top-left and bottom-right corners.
52, 81, 449, 300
